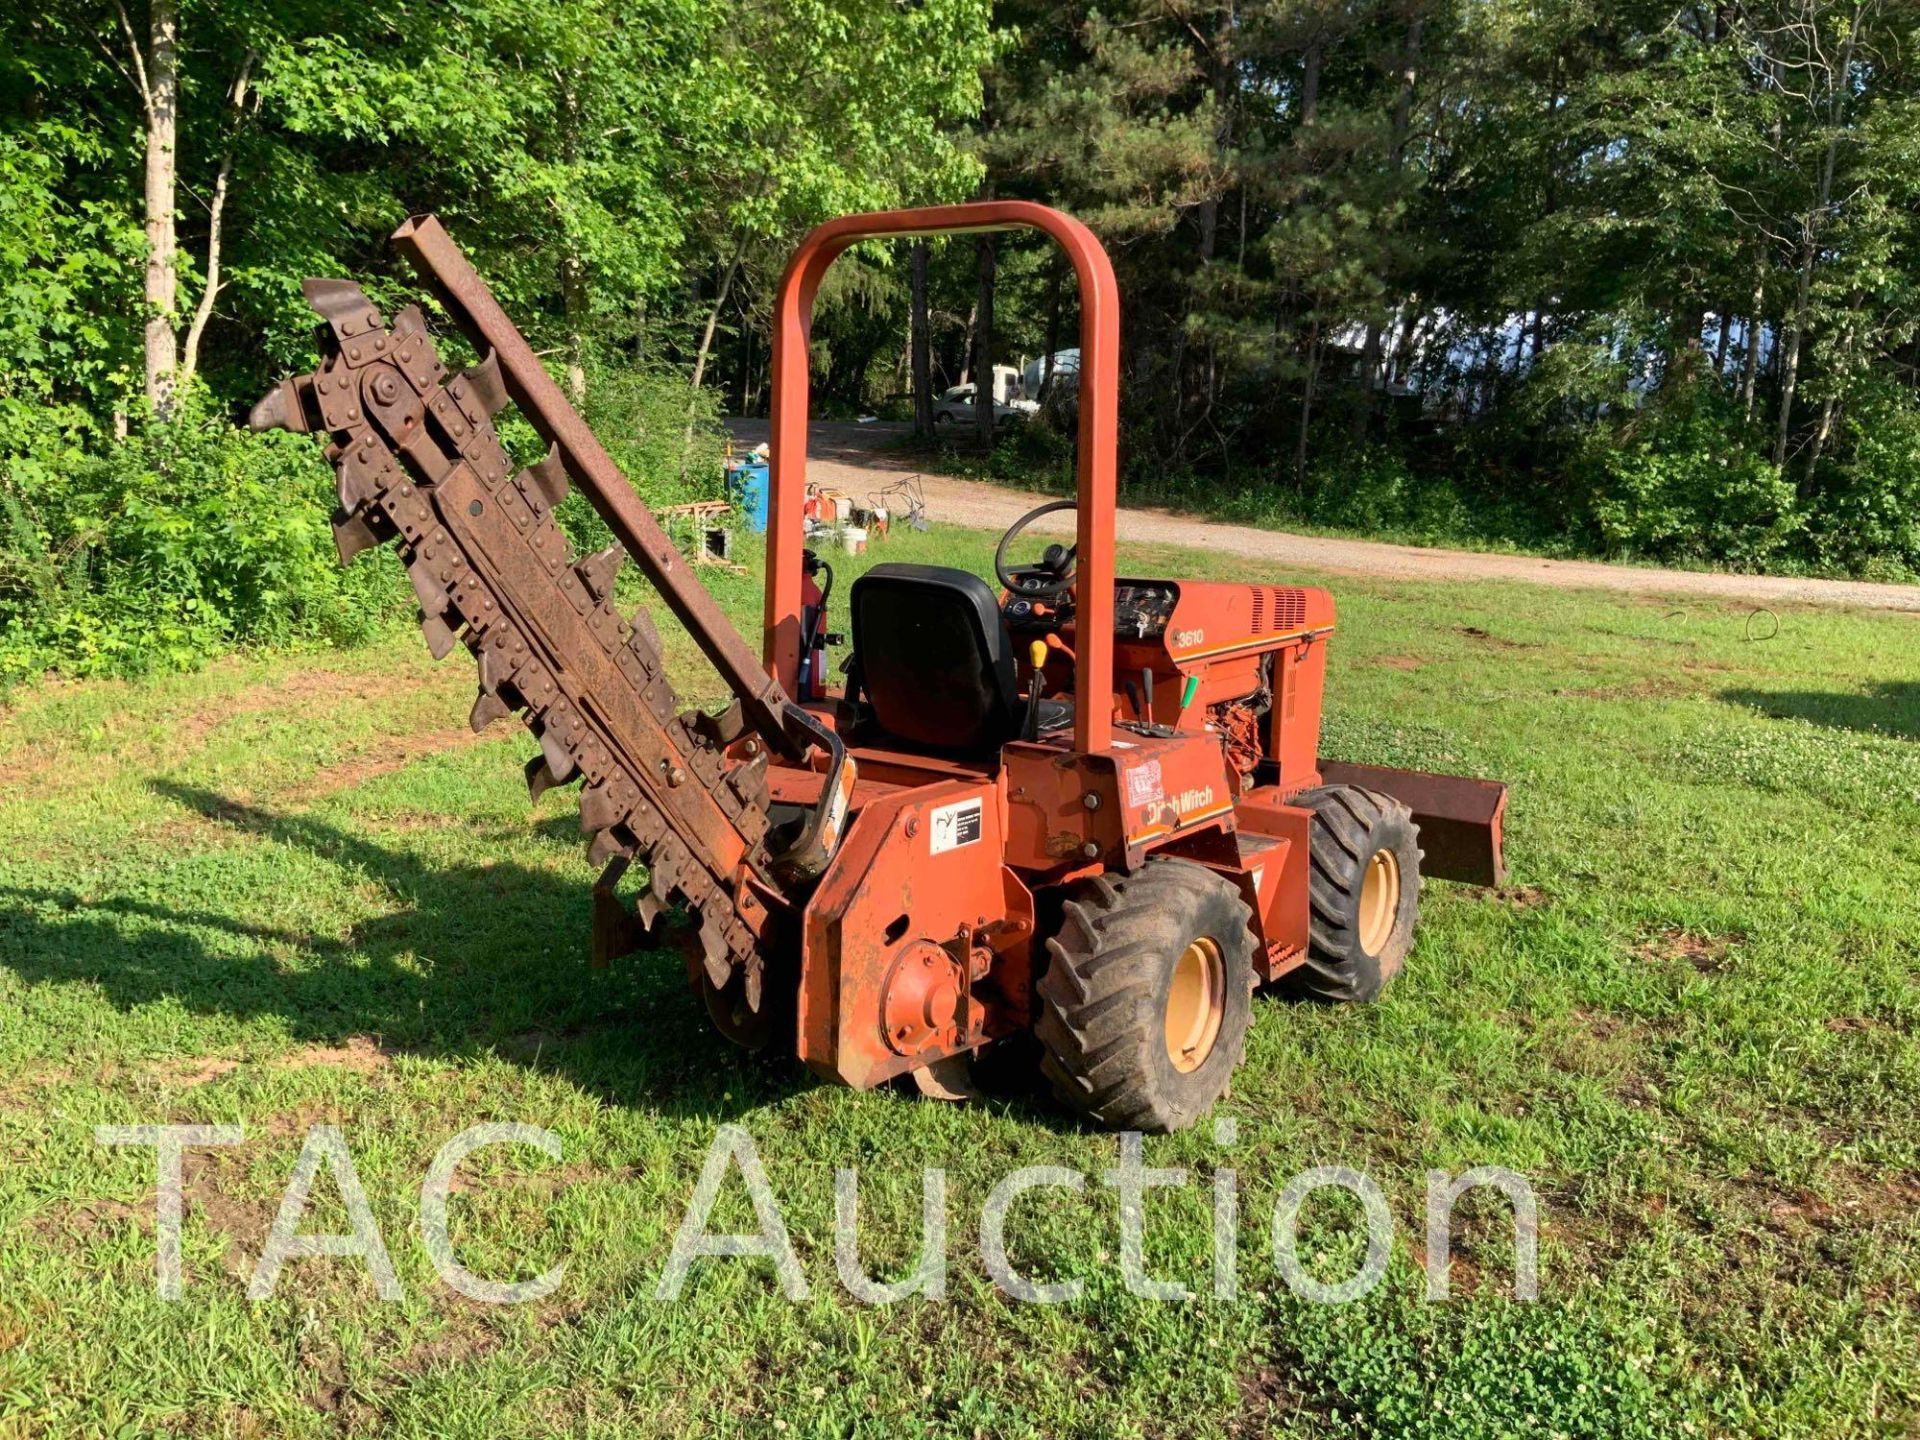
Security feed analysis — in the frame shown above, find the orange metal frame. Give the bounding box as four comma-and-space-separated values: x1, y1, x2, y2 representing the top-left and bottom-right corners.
764, 201, 1120, 754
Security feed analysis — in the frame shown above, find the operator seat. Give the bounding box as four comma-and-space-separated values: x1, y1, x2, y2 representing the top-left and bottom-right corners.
848, 563, 1070, 754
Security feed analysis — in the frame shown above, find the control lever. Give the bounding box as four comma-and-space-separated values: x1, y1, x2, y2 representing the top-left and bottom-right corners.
1023, 639, 1048, 741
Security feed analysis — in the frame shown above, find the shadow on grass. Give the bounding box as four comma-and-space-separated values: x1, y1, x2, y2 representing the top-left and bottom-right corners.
0, 780, 818, 1122
1721, 681, 1920, 741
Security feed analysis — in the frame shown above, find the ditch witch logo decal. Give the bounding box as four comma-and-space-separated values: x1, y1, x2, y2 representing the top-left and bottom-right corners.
1125, 759, 1218, 832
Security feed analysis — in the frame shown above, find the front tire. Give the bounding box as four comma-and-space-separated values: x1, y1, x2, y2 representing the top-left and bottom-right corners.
1292, 784, 1422, 1003
1037, 859, 1256, 1132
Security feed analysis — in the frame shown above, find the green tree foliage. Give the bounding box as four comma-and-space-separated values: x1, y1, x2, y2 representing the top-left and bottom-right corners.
0, 0, 992, 678
4, 0, 1918, 686
956, 0, 1920, 574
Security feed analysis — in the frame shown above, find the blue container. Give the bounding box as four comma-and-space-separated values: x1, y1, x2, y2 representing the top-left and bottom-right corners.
728, 460, 770, 534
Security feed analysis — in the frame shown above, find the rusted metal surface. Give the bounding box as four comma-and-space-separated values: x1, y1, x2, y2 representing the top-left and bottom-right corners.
252, 267, 786, 1000
389, 216, 803, 762
1316, 759, 1509, 887
766, 201, 1121, 753
798, 779, 1033, 1089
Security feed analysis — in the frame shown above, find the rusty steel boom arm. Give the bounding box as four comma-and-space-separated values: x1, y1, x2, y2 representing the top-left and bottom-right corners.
389, 216, 801, 760
251, 216, 850, 1008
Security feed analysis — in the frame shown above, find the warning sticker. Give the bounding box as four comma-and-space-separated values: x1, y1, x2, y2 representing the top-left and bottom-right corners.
929, 797, 984, 855
1125, 759, 1165, 809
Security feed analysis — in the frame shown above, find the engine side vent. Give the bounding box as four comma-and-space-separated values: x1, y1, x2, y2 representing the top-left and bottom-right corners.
1250, 586, 1309, 633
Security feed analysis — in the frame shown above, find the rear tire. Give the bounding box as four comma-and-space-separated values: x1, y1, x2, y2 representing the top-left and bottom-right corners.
1037, 859, 1255, 1132
1292, 784, 1422, 1003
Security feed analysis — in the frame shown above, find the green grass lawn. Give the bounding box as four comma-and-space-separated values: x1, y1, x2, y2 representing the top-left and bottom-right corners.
1, 522, 1917, 1438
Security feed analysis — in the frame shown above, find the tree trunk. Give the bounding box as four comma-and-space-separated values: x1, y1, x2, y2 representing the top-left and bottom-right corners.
1775, 244, 1814, 466
1740, 270, 1764, 420
1711, 303, 1731, 379
1295, 321, 1321, 486
140, 0, 179, 416
561, 249, 589, 404
1773, 4, 1860, 467
910, 241, 933, 439
1355, 16, 1423, 439
973, 236, 995, 451
688, 243, 745, 407
1300, 42, 1322, 127
1393, 303, 1423, 384
180, 165, 230, 388
736, 314, 753, 414
1668, 302, 1705, 385
180, 52, 255, 388
1804, 394, 1838, 490
682, 239, 746, 471
558, 73, 588, 403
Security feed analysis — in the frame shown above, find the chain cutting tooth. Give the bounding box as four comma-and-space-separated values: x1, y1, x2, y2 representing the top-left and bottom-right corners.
537, 727, 578, 787
469, 689, 512, 733
525, 754, 566, 804
332, 511, 387, 564
408, 557, 451, 615
629, 605, 660, 655
630, 887, 666, 931
578, 779, 625, 834
522, 445, 569, 510
302, 278, 383, 336
460, 349, 509, 416
587, 827, 632, 867
419, 611, 459, 660
577, 545, 623, 604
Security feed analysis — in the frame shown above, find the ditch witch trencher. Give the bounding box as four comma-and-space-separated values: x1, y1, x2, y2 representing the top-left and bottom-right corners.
253, 202, 1508, 1132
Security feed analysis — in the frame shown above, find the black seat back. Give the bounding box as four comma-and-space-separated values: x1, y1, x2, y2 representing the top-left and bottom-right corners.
849, 563, 1019, 752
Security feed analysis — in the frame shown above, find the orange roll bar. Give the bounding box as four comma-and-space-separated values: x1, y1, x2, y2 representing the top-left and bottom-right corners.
764, 202, 1121, 754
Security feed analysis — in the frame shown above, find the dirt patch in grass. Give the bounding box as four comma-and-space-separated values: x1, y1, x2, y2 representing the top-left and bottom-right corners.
1455, 625, 1538, 649
1725, 1169, 1920, 1248
31, 1196, 146, 1251
1487, 885, 1550, 910
291, 726, 484, 800
0, 1065, 74, 1110
272, 1035, 396, 1074
156, 1056, 243, 1086
136, 1036, 397, 1087
1822, 1013, 1903, 1035
1366, 653, 1428, 671
1558, 677, 1691, 701
1836, 1168, 1920, 1224
1230, 1354, 1333, 1436
180, 1146, 277, 1282
1636, 925, 1743, 973
0, 662, 455, 794
391, 1311, 504, 1376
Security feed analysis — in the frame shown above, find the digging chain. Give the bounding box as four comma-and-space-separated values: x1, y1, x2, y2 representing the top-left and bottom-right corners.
256, 281, 775, 997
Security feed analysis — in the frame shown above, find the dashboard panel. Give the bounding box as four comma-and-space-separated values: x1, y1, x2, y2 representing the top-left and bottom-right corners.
1003, 581, 1180, 638
1113, 582, 1177, 640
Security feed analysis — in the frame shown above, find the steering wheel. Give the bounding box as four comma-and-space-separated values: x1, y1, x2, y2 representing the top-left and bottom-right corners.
994, 499, 1078, 600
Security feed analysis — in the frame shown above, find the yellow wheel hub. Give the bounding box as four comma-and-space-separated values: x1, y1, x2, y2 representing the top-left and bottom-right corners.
1164, 936, 1226, 1074
1358, 847, 1402, 955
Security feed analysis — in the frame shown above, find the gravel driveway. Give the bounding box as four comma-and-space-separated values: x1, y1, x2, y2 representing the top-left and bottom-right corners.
724, 417, 1920, 614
